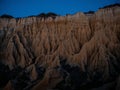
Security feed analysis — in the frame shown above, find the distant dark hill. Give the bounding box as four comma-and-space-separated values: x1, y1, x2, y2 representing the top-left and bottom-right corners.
37, 12, 58, 19
100, 3, 120, 9
0, 14, 14, 19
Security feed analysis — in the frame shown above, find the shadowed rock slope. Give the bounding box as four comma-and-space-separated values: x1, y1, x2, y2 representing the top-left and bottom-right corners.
0, 4, 120, 90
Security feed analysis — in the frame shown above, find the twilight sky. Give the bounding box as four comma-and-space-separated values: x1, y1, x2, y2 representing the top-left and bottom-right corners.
0, 0, 119, 17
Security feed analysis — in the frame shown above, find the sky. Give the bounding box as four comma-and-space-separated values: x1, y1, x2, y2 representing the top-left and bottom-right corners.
0, 0, 119, 17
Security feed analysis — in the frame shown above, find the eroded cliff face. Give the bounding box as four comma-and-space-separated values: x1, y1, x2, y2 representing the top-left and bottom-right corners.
0, 5, 120, 90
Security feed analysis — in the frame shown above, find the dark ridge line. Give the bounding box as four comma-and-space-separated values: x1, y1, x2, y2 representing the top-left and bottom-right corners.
0, 14, 14, 19
0, 3, 120, 19
84, 11, 95, 14
99, 3, 120, 9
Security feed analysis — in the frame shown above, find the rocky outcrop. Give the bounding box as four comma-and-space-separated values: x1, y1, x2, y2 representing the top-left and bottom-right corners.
0, 4, 120, 90
3, 81, 14, 90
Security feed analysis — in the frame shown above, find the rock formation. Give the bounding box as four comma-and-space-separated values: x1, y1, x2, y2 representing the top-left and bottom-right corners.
0, 4, 120, 90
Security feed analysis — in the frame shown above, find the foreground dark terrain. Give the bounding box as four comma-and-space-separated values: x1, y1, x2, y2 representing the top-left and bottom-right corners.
0, 4, 120, 90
